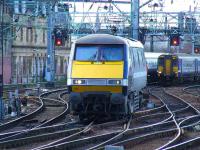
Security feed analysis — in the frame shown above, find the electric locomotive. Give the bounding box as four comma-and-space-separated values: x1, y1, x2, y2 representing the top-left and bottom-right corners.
157, 53, 200, 83
67, 34, 147, 119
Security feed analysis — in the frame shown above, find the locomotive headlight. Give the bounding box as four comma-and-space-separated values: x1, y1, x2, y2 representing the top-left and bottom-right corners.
175, 72, 178, 77
108, 80, 121, 85
73, 79, 86, 85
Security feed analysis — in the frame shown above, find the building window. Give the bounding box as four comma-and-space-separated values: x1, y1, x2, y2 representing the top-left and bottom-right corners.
43, 29, 46, 43
34, 29, 37, 43
55, 57, 57, 74
20, 27, 23, 41
23, 57, 27, 74
12, 56, 17, 76
3, 39, 6, 56
28, 56, 32, 74
26, 28, 29, 42
60, 57, 64, 74
13, 27, 17, 41
30, 28, 33, 42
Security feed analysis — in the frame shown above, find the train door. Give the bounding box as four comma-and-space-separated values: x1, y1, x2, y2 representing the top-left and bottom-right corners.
164, 55, 172, 77
128, 47, 134, 90
172, 56, 178, 78
178, 59, 182, 81
157, 56, 164, 76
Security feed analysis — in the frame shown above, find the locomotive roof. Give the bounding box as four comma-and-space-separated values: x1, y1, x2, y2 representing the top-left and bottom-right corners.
159, 53, 200, 59
75, 34, 143, 48
145, 52, 166, 59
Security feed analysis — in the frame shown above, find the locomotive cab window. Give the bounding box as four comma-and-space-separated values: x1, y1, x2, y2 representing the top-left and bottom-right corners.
75, 46, 98, 61
129, 47, 135, 67
75, 45, 124, 61
158, 57, 164, 66
172, 57, 178, 66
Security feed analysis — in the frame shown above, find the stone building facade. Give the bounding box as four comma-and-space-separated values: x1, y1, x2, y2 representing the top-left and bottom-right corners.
0, 3, 12, 84
11, 15, 70, 83
6, 0, 71, 84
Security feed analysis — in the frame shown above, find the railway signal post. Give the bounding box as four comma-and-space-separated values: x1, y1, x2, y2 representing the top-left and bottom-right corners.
46, 3, 55, 86
0, 0, 5, 121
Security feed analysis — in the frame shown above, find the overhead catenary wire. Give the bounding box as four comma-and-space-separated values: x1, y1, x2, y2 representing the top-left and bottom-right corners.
2, 1, 62, 41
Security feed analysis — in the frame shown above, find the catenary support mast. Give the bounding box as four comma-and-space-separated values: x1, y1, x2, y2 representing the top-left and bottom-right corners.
131, 0, 139, 40
46, 3, 55, 83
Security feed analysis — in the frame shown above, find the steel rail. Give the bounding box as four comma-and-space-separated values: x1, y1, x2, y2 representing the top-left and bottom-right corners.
0, 93, 43, 132
32, 120, 99, 150
157, 87, 200, 149
134, 105, 167, 117
32, 105, 187, 150
183, 85, 200, 97
41, 86, 198, 149
148, 88, 181, 149
0, 89, 68, 142
93, 119, 177, 149
109, 116, 200, 150
27, 116, 129, 150
164, 115, 200, 150
164, 89, 200, 114
47, 117, 131, 150
32, 101, 170, 149
35, 90, 69, 127
0, 121, 79, 141
88, 110, 173, 149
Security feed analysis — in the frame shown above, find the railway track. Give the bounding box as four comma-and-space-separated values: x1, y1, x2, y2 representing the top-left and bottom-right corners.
0, 89, 68, 133
1, 85, 200, 149
0, 88, 69, 142
0, 89, 167, 149
162, 114, 200, 150
151, 87, 199, 118
160, 85, 200, 149
0, 119, 127, 149
28, 92, 174, 150
183, 85, 200, 96
34, 119, 128, 150
103, 86, 200, 150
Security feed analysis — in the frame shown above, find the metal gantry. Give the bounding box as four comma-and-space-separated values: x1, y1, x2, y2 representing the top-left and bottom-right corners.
2, 0, 200, 83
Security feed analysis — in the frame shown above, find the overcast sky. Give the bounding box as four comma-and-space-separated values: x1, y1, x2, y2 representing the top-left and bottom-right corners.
64, 0, 200, 24
142, 0, 199, 12
66, 0, 199, 13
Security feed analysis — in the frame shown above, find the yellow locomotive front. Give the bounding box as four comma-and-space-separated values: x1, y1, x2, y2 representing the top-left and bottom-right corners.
157, 54, 178, 83
67, 35, 128, 119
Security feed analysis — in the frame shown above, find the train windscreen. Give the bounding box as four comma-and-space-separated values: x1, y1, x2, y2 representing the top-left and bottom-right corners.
158, 57, 164, 66
172, 57, 178, 67
75, 45, 124, 61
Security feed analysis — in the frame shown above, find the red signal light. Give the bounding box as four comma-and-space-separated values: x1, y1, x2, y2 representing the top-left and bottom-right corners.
172, 39, 177, 45
194, 48, 200, 53
170, 37, 179, 46
55, 38, 62, 46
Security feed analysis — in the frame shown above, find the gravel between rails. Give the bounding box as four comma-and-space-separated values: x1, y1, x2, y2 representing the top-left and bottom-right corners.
3, 86, 193, 150
121, 133, 175, 150
166, 86, 200, 111
0, 89, 69, 142
0, 102, 66, 134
